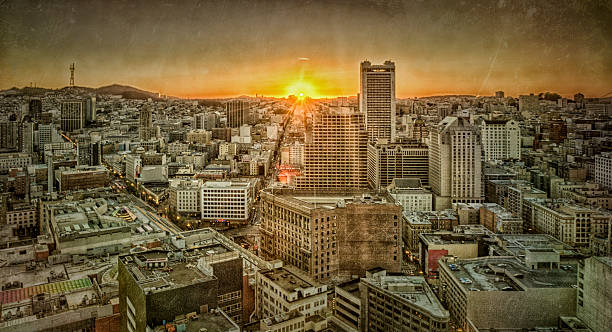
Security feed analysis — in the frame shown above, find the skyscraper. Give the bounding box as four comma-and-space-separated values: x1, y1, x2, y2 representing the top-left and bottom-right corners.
360, 60, 396, 143
138, 105, 158, 141
297, 107, 368, 189
60, 100, 85, 132
0, 121, 20, 151
84, 96, 96, 125
429, 116, 483, 209
226, 100, 249, 128
28, 98, 42, 120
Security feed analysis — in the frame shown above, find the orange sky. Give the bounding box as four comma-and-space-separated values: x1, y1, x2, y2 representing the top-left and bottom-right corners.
1, 1, 610, 99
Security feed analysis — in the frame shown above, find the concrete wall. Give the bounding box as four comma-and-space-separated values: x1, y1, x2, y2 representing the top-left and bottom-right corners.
466, 288, 576, 329
337, 203, 402, 278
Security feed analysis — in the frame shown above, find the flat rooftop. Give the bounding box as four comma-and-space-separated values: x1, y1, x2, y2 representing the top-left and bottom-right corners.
498, 234, 581, 258
120, 250, 213, 292
262, 188, 397, 210
362, 276, 448, 320
337, 278, 361, 298
441, 257, 577, 292
260, 266, 321, 293
420, 233, 481, 245
151, 311, 239, 332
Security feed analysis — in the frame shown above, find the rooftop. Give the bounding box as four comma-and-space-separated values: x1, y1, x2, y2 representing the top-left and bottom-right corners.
150, 310, 239, 332
260, 266, 324, 295
440, 256, 577, 292
361, 275, 449, 320
120, 250, 215, 293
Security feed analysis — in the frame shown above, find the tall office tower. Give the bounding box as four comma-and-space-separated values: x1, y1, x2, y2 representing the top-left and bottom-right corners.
28, 98, 42, 120
360, 60, 396, 143
495, 91, 505, 99
297, 107, 368, 189
19, 121, 35, 154
429, 116, 483, 210
478, 119, 521, 161
37, 124, 59, 152
84, 96, 96, 125
367, 139, 429, 190
60, 100, 85, 132
0, 121, 20, 151
138, 105, 158, 141
226, 100, 249, 128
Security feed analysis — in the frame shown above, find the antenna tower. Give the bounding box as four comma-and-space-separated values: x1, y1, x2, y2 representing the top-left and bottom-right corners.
69, 63, 75, 86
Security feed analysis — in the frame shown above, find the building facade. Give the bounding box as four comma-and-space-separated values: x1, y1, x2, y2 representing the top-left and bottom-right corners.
360, 61, 396, 143
200, 181, 250, 223
367, 140, 429, 190
297, 108, 368, 189
479, 119, 521, 161
429, 116, 483, 210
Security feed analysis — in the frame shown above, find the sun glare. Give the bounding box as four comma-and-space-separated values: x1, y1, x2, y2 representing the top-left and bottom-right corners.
286, 81, 316, 99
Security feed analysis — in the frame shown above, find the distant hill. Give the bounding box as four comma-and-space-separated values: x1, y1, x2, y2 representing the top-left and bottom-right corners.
0, 83, 166, 100
95, 84, 160, 99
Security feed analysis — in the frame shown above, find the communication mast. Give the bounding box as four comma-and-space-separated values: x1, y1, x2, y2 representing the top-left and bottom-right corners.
69, 63, 75, 86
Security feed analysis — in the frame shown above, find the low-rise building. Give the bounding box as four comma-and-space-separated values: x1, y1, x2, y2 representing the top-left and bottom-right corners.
387, 178, 433, 212
479, 203, 523, 234
360, 270, 450, 332
438, 256, 577, 331
57, 165, 110, 192
200, 181, 251, 224
255, 266, 327, 331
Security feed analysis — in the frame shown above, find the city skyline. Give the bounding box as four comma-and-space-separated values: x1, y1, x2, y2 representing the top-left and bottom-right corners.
1, 0, 611, 99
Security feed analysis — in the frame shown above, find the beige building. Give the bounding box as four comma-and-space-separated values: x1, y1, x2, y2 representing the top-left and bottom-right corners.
255, 266, 327, 331
387, 178, 433, 212
429, 116, 483, 210
360, 271, 450, 332
297, 108, 368, 189
260, 188, 402, 281
523, 199, 611, 250
577, 256, 612, 332
360, 60, 396, 143
478, 118, 521, 161
439, 256, 577, 331
186, 129, 212, 144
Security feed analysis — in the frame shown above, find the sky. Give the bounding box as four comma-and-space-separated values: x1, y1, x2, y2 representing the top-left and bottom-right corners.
0, 0, 610, 98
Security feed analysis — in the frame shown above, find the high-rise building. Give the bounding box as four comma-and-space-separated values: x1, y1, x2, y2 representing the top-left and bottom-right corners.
297, 107, 368, 189
429, 116, 483, 209
495, 91, 505, 99
28, 98, 42, 120
478, 119, 521, 161
138, 105, 158, 141
19, 121, 35, 154
226, 100, 249, 128
37, 124, 59, 152
594, 152, 612, 190
60, 100, 85, 132
367, 139, 429, 189
0, 121, 20, 151
360, 60, 396, 143
576, 257, 611, 332
84, 96, 96, 125
260, 188, 402, 281
194, 112, 218, 130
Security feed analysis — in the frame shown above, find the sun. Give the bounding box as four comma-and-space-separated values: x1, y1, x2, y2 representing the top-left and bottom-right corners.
286, 81, 316, 99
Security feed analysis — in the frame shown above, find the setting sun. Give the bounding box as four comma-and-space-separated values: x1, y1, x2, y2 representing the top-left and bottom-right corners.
286, 81, 317, 99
